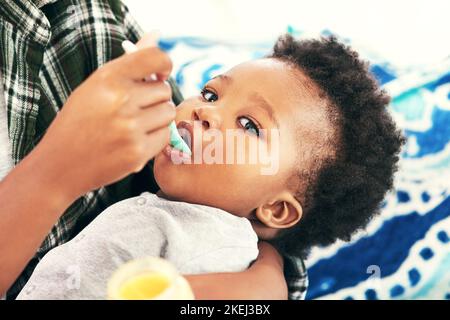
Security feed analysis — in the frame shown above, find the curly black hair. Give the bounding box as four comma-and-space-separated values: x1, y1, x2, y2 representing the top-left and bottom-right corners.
268, 34, 405, 259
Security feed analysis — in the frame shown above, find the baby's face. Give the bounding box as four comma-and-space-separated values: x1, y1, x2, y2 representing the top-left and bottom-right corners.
154, 58, 330, 218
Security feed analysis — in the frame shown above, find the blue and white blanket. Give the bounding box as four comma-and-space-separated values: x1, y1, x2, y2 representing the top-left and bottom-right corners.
162, 30, 450, 300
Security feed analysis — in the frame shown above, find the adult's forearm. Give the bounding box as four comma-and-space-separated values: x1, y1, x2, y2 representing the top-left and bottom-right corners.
0, 146, 78, 295
185, 268, 286, 300
185, 242, 288, 300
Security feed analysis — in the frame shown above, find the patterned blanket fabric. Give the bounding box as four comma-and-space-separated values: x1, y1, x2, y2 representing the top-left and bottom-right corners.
162, 32, 450, 300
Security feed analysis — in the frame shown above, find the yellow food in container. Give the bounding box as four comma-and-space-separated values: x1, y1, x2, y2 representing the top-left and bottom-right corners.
107, 257, 194, 300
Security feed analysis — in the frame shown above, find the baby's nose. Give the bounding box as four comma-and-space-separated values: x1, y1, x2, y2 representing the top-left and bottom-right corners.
192, 105, 222, 129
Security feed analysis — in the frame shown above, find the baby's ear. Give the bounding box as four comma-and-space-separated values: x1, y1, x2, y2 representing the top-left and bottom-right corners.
255, 192, 303, 229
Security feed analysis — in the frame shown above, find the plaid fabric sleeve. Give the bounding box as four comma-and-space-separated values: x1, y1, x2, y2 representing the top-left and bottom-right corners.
284, 255, 309, 300
120, 1, 143, 43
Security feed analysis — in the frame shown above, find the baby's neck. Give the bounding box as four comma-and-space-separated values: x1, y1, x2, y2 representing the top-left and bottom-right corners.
155, 189, 175, 201
156, 189, 277, 239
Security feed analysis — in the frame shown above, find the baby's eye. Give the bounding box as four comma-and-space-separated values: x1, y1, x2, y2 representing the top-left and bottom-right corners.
200, 88, 218, 102
238, 117, 260, 137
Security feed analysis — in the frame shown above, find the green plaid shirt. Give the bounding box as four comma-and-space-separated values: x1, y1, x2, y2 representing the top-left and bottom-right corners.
0, 0, 307, 300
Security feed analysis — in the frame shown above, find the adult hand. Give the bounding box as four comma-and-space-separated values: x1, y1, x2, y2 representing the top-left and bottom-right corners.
37, 43, 175, 201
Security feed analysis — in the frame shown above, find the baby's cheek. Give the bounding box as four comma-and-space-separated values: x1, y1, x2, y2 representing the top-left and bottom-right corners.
224, 165, 272, 204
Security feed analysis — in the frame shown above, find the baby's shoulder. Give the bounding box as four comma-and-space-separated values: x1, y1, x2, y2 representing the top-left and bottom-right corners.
101, 192, 163, 216
79, 193, 165, 234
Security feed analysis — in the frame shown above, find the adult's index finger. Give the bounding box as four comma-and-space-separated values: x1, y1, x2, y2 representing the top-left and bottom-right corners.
114, 46, 172, 81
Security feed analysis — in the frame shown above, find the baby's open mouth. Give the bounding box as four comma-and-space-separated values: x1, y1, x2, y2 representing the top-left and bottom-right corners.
179, 129, 191, 150
175, 121, 193, 151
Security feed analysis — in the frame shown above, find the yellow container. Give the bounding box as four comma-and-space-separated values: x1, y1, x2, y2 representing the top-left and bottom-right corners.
107, 257, 195, 300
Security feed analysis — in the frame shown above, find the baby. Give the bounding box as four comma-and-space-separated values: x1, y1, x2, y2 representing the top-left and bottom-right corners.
17, 35, 404, 299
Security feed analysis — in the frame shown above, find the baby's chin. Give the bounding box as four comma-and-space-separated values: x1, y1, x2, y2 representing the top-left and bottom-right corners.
153, 151, 257, 217
153, 152, 192, 202
153, 157, 225, 211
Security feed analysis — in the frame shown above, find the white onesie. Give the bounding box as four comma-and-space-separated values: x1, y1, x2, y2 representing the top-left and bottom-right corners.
17, 192, 259, 299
